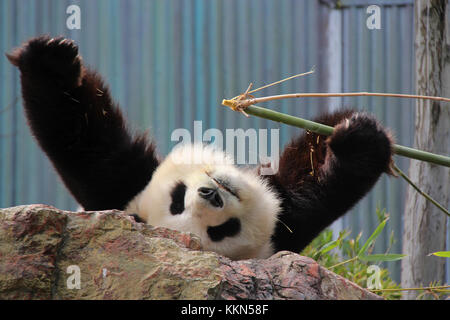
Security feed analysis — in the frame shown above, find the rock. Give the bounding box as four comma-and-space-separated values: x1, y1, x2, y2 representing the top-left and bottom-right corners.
0, 205, 381, 300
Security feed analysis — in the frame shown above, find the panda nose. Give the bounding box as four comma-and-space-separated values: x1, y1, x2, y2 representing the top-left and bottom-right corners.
198, 187, 223, 208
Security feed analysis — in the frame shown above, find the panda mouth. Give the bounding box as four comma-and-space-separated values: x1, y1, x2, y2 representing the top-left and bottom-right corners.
207, 217, 241, 242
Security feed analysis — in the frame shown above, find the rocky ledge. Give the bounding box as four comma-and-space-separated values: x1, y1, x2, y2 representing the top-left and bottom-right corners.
0, 205, 381, 300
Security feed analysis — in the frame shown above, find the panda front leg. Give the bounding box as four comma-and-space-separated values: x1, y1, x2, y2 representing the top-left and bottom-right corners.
266, 110, 394, 253
7, 36, 159, 210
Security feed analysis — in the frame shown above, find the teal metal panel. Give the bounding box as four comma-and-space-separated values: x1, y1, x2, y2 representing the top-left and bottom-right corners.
339, 1, 415, 281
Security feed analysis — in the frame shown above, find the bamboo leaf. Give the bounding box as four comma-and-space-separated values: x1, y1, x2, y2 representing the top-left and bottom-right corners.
429, 251, 450, 258
320, 230, 352, 254
358, 218, 388, 256
317, 240, 339, 255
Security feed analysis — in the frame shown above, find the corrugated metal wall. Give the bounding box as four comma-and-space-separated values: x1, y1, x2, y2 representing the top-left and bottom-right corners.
0, 0, 422, 281
338, 0, 416, 282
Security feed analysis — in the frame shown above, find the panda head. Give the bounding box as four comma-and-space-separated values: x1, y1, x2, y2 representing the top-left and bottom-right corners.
127, 143, 281, 260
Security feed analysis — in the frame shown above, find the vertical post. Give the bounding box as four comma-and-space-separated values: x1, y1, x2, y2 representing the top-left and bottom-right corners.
401, 0, 449, 299
325, 2, 345, 236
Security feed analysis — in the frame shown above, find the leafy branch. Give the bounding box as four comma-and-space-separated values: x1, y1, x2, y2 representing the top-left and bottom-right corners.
328, 217, 406, 270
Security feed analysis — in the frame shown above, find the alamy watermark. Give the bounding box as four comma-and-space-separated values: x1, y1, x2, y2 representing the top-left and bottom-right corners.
66, 5, 81, 30
171, 121, 280, 175
366, 5, 381, 30
66, 265, 81, 289
366, 265, 382, 290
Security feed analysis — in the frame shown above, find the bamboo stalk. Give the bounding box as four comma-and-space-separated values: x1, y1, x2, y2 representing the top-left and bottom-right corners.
225, 92, 450, 109
222, 103, 450, 168
221, 103, 450, 216
369, 284, 450, 292
393, 164, 450, 217
329, 256, 358, 269
233, 69, 315, 99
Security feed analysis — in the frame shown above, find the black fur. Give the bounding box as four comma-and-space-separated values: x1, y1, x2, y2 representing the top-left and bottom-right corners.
8, 36, 393, 256
170, 182, 187, 215
7, 36, 159, 211
264, 111, 393, 253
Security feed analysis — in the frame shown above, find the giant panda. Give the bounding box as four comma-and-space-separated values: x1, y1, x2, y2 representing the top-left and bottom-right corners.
7, 36, 394, 260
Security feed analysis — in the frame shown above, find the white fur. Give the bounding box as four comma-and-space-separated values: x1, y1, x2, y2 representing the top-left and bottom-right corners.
126, 143, 281, 260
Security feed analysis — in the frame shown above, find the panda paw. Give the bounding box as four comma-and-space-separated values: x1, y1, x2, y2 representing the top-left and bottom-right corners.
6, 35, 83, 88
327, 112, 393, 171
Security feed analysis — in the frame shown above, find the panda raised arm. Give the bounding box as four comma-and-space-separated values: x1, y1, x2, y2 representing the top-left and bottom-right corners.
8, 36, 393, 260
263, 111, 394, 254
7, 36, 160, 211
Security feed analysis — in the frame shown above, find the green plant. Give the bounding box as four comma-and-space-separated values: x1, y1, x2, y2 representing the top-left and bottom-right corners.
301, 208, 404, 300
429, 251, 450, 258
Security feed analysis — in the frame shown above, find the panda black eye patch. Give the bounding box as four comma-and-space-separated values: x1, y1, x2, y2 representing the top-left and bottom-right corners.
170, 181, 186, 215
